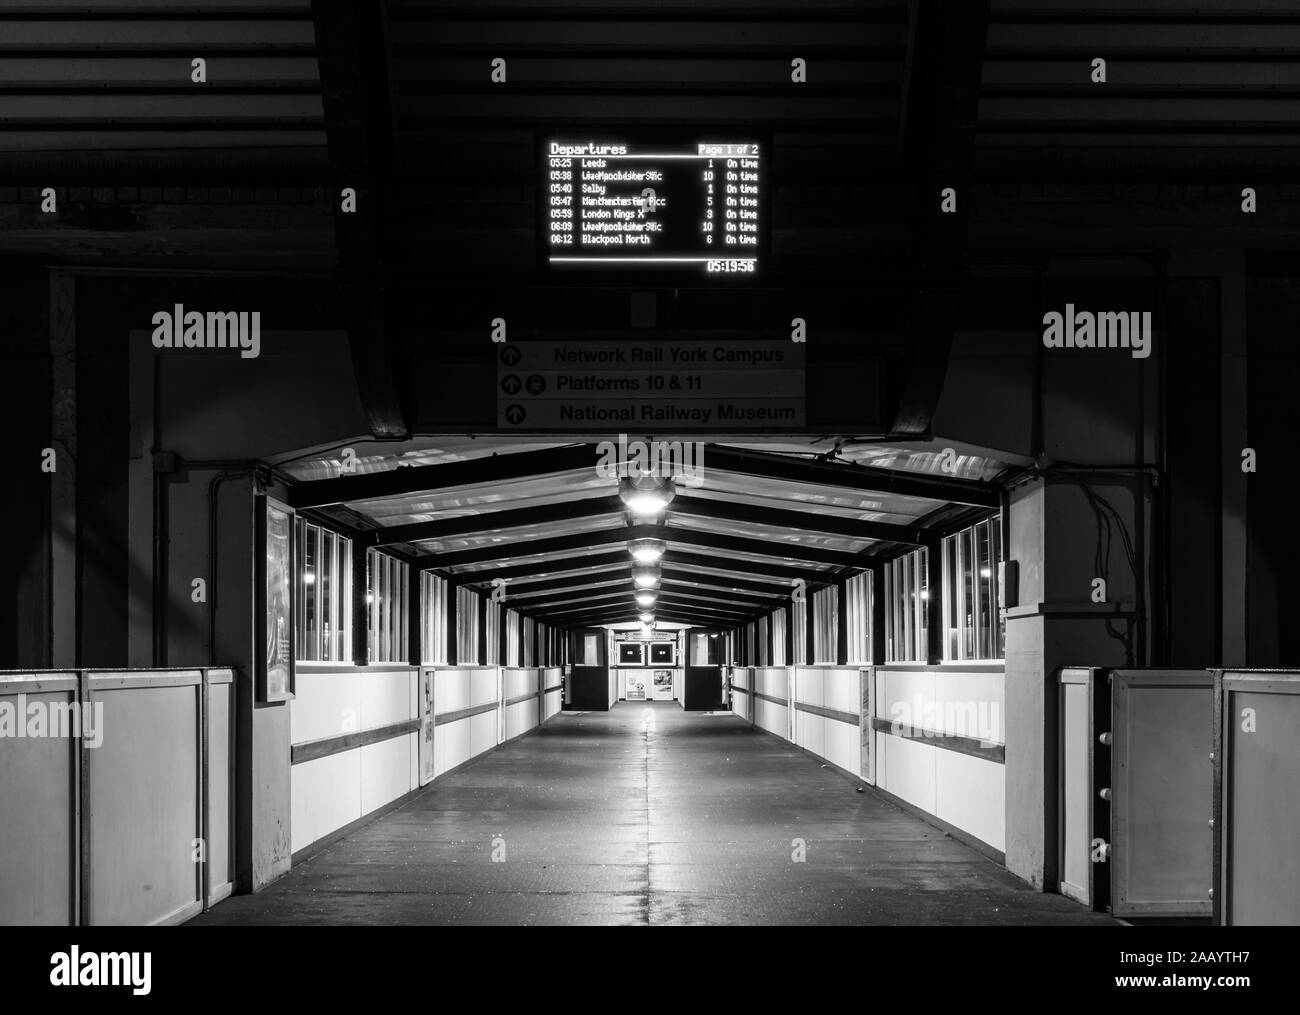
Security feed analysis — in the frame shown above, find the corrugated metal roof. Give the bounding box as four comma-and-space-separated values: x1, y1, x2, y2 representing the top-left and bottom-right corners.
0, 2, 326, 166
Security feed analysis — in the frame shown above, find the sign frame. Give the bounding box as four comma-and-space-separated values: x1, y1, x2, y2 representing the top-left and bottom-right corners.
535, 125, 772, 285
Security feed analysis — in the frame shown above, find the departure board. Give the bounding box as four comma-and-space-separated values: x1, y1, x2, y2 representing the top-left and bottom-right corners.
543, 139, 763, 274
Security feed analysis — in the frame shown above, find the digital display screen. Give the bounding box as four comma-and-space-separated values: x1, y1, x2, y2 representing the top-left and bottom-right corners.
543, 138, 763, 274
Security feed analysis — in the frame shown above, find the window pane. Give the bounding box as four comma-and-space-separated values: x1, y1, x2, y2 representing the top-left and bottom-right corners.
338, 536, 351, 662
305, 523, 319, 661
977, 521, 994, 658
917, 548, 929, 662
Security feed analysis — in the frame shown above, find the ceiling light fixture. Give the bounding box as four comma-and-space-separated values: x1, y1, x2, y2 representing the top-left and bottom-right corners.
628, 537, 667, 564
632, 564, 661, 589
618, 475, 675, 517
635, 590, 657, 608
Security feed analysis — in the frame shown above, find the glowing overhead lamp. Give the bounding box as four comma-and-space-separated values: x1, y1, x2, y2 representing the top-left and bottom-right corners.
628, 537, 667, 564
632, 564, 661, 589
619, 475, 675, 517
635, 590, 657, 609
638, 611, 655, 624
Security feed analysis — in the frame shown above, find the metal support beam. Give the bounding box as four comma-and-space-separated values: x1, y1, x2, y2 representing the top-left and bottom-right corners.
669, 491, 923, 545
531, 597, 757, 623
449, 551, 627, 584
700, 443, 997, 508
369, 495, 624, 547
287, 445, 595, 509
424, 524, 874, 572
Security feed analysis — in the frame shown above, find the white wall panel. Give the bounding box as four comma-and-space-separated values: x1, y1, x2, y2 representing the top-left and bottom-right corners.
824, 668, 860, 715
505, 699, 540, 740
504, 667, 538, 700
359, 668, 418, 730
756, 666, 789, 700
292, 667, 362, 744
435, 716, 470, 778
470, 710, 498, 756
877, 732, 937, 816
825, 717, 859, 774
471, 667, 499, 707
360, 734, 416, 817
795, 667, 824, 706
755, 698, 788, 738
873, 664, 1006, 854
292, 751, 361, 854
935, 750, 1005, 853
435, 668, 472, 713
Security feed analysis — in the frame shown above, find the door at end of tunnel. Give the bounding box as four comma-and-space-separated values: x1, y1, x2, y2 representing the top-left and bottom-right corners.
683, 666, 725, 711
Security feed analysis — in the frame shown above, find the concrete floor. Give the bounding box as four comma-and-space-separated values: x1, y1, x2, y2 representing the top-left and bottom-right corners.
190, 703, 1117, 926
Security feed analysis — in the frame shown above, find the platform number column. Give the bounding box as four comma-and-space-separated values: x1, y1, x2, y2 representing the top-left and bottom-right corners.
702, 159, 714, 246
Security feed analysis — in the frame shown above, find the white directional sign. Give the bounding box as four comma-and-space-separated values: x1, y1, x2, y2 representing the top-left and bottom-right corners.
496, 340, 804, 430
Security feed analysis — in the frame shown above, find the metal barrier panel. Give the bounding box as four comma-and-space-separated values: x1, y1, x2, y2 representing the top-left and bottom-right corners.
205, 669, 235, 908
1216, 670, 1300, 926
729, 666, 752, 722
1111, 669, 1214, 918
1057, 667, 1108, 911
2, 667, 234, 927
86, 669, 205, 926
541, 667, 563, 721
0, 672, 80, 926
752, 667, 789, 738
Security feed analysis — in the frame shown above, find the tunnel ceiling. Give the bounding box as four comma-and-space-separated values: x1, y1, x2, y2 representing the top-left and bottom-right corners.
281, 437, 1009, 629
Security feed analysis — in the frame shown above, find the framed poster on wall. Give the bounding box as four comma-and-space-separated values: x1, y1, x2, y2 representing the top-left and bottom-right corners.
650, 669, 675, 701
256, 497, 295, 703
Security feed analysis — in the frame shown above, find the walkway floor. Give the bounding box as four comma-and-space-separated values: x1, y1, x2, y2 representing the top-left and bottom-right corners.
190, 703, 1116, 926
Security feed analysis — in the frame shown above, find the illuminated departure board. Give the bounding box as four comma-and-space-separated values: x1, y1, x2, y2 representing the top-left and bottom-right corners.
543, 139, 763, 274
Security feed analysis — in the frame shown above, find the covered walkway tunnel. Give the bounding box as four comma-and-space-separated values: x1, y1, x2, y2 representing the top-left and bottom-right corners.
1, 0, 1298, 952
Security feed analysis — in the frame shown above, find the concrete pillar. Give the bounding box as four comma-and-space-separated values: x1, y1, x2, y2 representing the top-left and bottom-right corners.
1003, 477, 1144, 890
210, 480, 292, 894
